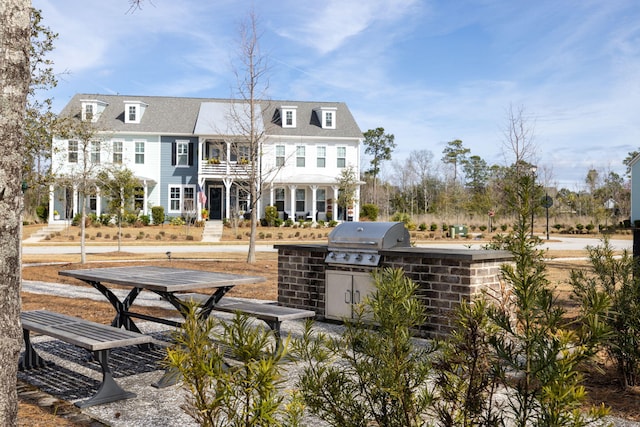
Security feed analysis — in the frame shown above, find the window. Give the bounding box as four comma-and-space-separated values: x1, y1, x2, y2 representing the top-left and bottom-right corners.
89, 196, 97, 211
319, 107, 337, 129
134, 186, 144, 211
238, 145, 250, 163
295, 189, 305, 212
113, 141, 123, 164
337, 146, 346, 168
84, 104, 93, 121
183, 187, 195, 212
90, 141, 100, 164
317, 146, 326, 168
68, 140, 78, 163
281, 106, 297, 128
325, 111, 333, 128
128, 105, 137, 122
238, 189, 249, 213
135, 141, 145, 164
296, 146, 305, 167
317, 189, 326, 213
124, 101, 147, 123
275, 188, 285, 212
170, 186, 181, 211
168, 185, 196, 213
176, 141, 189, 166
275, 145, 285, 167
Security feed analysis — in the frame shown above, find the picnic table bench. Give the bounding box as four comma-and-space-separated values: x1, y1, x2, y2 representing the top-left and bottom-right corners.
179, 294, 316, 350
20, 310, 153, 408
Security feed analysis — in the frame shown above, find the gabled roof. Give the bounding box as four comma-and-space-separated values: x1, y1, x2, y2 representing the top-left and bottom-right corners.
58, 94, 363, 139
194, 101, 264, 136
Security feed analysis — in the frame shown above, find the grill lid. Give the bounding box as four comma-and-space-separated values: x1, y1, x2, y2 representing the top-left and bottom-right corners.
327, 221, 410, 251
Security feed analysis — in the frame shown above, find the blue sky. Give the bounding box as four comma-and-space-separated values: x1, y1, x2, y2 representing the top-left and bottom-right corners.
34, 0, 640, 189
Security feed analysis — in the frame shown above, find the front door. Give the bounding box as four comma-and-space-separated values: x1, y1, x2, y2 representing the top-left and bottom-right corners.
209, 187, 223, 220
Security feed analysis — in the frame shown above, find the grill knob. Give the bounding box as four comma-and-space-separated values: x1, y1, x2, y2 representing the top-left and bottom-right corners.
343, 253, 350, 261
329, 252, 336, 259
355, 254, 363, 261
369, 255, 376, 262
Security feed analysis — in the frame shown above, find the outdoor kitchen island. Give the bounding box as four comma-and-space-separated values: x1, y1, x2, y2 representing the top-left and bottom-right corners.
276, 222, 513, 339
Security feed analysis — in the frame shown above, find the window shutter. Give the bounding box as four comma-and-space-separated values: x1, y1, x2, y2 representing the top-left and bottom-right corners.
171, 142, 176, 165
188, 143, 194, 166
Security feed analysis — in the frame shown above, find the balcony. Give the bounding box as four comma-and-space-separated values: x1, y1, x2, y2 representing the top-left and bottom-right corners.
199, 161, 254, 179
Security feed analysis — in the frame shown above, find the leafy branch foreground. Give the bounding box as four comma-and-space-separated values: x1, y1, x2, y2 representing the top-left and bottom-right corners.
166, 256, 618, 426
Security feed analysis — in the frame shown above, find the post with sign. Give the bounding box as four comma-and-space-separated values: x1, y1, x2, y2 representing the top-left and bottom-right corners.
542, 194, 553, 240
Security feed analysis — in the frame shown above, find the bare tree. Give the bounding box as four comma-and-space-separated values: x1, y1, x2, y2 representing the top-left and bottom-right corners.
501, 104, 537, 170
228, 10, 270, 264
0, 1, 30, 424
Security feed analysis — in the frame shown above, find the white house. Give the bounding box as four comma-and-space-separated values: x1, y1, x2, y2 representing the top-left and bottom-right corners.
49, 94, 363, 223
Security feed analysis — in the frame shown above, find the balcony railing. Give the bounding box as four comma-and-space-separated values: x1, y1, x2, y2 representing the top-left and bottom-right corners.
199, 161, 254, 178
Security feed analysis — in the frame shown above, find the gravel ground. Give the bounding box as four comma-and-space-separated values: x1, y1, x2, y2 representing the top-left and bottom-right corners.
20, 280, 640, 427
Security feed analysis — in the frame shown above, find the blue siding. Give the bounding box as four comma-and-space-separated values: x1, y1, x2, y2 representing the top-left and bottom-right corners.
159, 136, 199, 213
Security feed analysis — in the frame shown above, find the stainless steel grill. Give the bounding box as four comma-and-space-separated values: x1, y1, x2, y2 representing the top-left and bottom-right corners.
325, 221, 410, 266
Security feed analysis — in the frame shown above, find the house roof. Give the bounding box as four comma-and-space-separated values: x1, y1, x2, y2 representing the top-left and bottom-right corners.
59, 94, 362, 139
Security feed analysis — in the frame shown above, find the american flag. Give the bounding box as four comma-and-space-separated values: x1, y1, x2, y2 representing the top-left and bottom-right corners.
197, 184, 207, 205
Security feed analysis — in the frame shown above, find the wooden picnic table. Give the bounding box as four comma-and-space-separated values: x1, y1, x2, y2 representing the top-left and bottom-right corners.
59, 265, 267, 388
59, 265, 266, 334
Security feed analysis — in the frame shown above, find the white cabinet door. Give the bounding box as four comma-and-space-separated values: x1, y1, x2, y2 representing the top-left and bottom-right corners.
325, 271, 373, 320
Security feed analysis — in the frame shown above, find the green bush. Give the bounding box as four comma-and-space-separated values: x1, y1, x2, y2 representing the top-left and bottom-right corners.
360, 204, 379, 221
138, 215, 150, 226
165, 305, 302, 426
264, 205, 278, 226
430, 223, 438, 231
293, 268, 434, 426
169, 216, 185, 226
418, 223, 427, 231
391, 211, 411, 225
36, 205, 47, 222
151, 206, 165, 225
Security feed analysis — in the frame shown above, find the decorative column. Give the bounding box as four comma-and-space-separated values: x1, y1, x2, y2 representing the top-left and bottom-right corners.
332, 186, 339, 221
288, 184, 297, 220
310, 185, 318, 223
48, 184, 55, 222
223, 178, 233, 220
95, 187, 102, 217
142, 179, 149, 217
72, 185, 79, 218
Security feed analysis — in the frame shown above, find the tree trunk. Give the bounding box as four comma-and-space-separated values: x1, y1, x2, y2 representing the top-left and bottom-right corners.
0, 0, 31, 425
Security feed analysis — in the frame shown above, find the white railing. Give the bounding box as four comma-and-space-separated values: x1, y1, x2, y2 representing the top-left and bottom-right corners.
199, 162, 254, 178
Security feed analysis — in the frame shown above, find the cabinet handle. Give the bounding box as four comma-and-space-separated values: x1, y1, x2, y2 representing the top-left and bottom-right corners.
345, 290, 351, 304
355, 290, 361, 304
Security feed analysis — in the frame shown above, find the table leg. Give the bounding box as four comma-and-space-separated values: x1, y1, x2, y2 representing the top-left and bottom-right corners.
88, 281, 143, 333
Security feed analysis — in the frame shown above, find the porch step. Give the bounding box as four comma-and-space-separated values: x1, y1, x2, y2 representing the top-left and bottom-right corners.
23, 222, 68, 243
201, 220, 224, 243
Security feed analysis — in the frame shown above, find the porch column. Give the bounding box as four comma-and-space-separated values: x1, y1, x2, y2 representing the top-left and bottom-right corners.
223, 178, 233, 220
142, 180, 149, 216
48, 184, 55, 222
353, 185, 361, 221
95, 187, 102, 217
310, 185, 318, 223
269, 185, 274, 207
332, 186, 339, 221
288, 184, 297, 220
72, 185, 79, 218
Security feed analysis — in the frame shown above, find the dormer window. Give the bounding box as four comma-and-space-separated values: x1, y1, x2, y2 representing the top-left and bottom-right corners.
124, 100, 148, 124
80, 99, 108, 122
281, 106, 297, 128
318, 107, 337, 129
